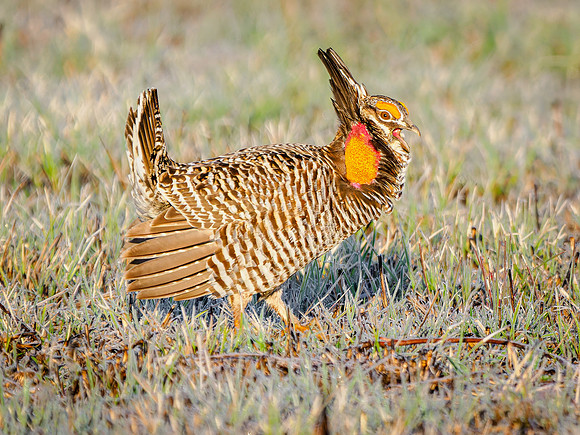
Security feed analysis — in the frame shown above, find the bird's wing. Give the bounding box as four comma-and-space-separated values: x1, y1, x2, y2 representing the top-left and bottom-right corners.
123, 144, 332, 301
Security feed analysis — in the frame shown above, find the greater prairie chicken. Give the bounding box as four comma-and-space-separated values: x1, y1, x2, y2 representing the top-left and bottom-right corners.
122, 48, 420, 329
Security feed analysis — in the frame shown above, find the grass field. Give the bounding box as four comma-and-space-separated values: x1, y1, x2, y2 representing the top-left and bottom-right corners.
1, 0, 579, 433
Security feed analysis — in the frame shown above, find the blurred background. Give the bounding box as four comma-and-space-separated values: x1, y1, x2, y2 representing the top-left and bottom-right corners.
2, 0, 578, 201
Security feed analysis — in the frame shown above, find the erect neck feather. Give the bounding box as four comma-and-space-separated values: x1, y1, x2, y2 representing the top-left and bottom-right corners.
344, 123, 380, 189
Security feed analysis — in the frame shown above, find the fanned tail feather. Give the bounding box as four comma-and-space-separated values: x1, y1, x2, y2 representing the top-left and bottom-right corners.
122, 209, 219, 300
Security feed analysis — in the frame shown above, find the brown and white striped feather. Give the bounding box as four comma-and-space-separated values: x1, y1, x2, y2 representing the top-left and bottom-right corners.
122, 142, 385, 301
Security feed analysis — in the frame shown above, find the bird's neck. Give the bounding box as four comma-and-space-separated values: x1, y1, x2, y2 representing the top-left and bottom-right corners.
325, 122, 381, 189
324, 122, 408, 218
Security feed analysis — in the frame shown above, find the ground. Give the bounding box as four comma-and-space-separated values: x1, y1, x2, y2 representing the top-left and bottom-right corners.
0, 0, 579, 433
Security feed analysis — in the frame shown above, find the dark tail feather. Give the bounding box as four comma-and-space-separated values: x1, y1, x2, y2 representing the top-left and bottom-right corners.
125, 88, 171, 219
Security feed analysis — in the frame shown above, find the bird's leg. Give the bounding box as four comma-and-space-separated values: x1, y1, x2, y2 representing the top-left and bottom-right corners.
263, 289, 310, 332
228, 292, 252, 329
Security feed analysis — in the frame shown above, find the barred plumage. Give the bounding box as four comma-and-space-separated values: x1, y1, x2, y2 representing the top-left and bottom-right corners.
122, 48, 420, 328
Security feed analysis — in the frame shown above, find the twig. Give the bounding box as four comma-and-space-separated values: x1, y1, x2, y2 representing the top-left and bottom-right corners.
370, 336, 573, 369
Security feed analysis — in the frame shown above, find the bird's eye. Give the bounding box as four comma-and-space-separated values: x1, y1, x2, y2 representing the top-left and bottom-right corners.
376, 101, 401, 119
379, 111, 392, 121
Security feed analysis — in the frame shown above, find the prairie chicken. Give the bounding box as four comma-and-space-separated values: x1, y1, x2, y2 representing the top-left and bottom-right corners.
122, 48, 420, 329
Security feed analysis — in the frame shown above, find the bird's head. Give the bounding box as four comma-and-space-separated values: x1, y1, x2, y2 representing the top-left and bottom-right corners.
318, 48, 420, 191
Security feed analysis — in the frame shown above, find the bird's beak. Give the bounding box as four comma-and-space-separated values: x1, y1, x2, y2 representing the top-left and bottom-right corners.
407, 123, 421, 137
